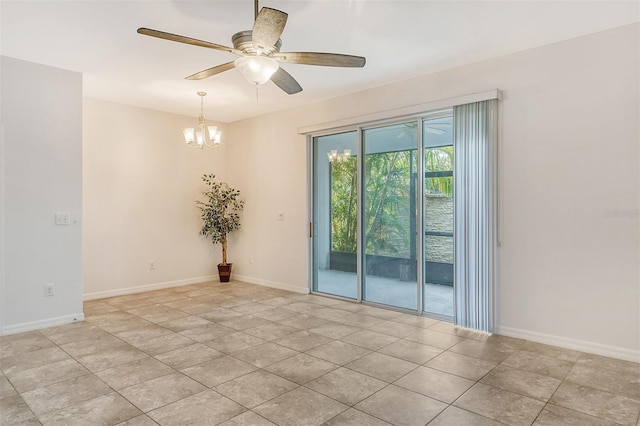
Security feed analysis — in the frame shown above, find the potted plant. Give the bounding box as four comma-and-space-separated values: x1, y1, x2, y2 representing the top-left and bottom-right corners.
196, 173, 244, 282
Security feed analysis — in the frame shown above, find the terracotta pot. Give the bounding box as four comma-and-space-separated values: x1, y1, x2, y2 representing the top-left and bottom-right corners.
217, 263, 232, 282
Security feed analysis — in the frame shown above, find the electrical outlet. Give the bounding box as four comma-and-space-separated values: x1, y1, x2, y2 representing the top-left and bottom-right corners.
149, 261, 155, 271
249, 256, 254, 264
277, 212, 284, 221
44, 283, 55, 297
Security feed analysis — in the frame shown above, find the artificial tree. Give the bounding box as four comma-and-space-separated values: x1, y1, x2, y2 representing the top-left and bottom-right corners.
196, 173, 244, 282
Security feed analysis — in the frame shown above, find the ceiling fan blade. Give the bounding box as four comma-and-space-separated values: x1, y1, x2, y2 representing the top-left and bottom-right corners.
137, 28, 241, 55
252, 7, 288, 50
271, 68, 302, 94
185, 62, 236, 80
425, 127, 445, 135
271, 52, 366, 68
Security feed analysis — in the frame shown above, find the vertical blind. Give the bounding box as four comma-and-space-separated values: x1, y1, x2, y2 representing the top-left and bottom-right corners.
453, 99, 498, 332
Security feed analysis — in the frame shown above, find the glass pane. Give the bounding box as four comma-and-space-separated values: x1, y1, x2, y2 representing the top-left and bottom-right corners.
423, 116, 454, 317
363, 123, 418, 310
313, 131, 357, 299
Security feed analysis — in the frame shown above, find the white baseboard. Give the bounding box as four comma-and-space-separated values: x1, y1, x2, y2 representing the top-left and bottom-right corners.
495, 325, 640, 363
2, 313, 85, 336
83, 275, 218, 301
233, 274, 309, 294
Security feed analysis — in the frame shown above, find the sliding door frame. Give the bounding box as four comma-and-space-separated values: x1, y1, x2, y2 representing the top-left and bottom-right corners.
356, 127, 363, 303
308, 110, 454, 318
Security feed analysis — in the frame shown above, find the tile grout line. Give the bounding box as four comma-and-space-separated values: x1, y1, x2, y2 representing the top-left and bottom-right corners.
4, 282, 639, 426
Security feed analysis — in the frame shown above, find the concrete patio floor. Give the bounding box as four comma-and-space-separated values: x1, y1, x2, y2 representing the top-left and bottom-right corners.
316, 269, 453, 317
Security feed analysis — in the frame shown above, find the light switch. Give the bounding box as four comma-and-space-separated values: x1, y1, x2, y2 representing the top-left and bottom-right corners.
55, 213, 71, 225
277, 212, 284, 221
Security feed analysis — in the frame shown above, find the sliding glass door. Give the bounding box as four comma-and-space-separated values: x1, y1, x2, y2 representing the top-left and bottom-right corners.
362, 124, 418, 310
312, 131, 358, 299
312, 112, 454, 318
423, 116, 454, 317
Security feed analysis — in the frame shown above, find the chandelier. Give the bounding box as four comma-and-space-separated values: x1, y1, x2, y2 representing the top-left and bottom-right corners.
327, 149, 351, 163
183, 92, 221, 149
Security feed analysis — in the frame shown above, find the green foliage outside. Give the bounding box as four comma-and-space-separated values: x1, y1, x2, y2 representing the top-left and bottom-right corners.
330, 157, 358, 254
363, 151, 414, 257
425, 146, 454, 196
330, 146, 453, 257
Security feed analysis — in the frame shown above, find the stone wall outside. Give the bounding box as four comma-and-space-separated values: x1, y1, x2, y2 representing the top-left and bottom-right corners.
372, 193, 453, 263
425, 195, 453, 264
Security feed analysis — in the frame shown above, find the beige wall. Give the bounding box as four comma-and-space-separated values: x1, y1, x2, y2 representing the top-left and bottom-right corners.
226, 24, 639, 360
82, 99, 229, 299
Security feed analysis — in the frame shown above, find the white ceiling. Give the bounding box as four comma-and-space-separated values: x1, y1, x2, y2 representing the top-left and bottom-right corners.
1, 1, 638, 123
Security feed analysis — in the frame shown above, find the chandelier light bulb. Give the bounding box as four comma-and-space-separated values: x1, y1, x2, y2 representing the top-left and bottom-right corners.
183, 128, 195, 145
327, 149, 351, 163
207, 126, 218, 140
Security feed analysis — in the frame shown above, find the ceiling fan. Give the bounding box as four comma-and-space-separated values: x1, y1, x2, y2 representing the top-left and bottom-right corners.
137, 0, 366, 94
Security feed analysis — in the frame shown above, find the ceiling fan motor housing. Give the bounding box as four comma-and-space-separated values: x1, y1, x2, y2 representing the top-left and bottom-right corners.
232, 31, 282, 56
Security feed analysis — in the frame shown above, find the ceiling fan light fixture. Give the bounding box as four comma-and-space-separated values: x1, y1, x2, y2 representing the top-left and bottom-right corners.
234, 56, 279, 86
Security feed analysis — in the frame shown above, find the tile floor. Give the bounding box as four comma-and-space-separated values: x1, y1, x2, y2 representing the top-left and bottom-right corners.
1, 281, 639, 426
